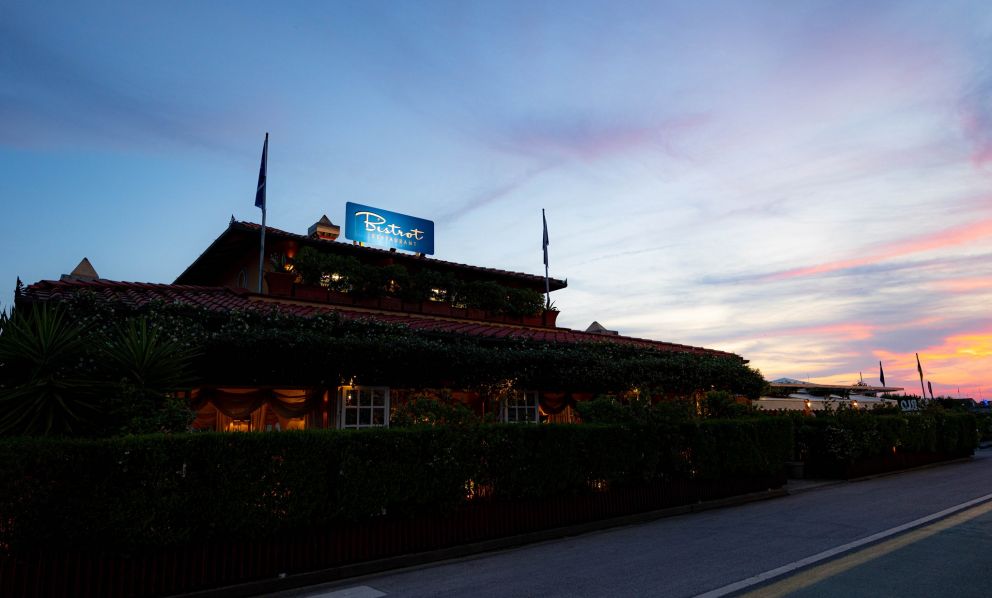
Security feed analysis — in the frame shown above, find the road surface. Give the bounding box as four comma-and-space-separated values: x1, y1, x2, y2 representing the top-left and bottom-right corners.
280, 450, 992, 598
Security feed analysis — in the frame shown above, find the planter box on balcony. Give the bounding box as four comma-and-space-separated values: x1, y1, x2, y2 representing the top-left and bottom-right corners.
327, 291, 353, 306
402, 301, 423, 313
353, 296, 380, 309
380, 297, 402, 312
264, 272, 295, 297
450, 307, 469, 319
522, 315, 542, 327
485, 313, 508, 324
293, 284, 328, 302
422, 302, 453, 317
542, 310, 560, 328
466, 308, 486, 321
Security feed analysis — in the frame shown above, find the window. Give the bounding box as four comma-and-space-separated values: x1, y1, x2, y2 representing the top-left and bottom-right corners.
337, 386, 390, 429
503, 390, 539, 424
236, 268, 249, 289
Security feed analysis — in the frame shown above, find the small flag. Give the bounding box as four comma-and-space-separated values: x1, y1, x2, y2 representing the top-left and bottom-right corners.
255, 133, 268, 210
542, 209, 550, 267
879, 361, 886, 387
927, 381, 934, 400
916, 353, 927, 400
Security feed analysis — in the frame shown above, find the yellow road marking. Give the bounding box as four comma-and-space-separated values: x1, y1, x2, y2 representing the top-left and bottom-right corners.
742, 500, 992, 597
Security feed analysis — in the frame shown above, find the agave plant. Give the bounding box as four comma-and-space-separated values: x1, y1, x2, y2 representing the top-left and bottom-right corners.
0, 305, 98, 436
99, 318, 199, 433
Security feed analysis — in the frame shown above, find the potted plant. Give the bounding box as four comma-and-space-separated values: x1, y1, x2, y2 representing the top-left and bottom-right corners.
542, 302, 560, 327
264, 253, 296, 296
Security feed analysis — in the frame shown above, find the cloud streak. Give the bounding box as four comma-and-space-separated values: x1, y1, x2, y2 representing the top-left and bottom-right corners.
762, 215, 992, 282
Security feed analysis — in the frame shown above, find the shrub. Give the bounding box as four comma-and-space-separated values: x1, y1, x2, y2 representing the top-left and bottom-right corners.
390, 394, 478, 428
0, 419, 792, 553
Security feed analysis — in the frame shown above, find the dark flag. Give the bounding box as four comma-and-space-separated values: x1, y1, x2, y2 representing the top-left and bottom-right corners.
255, 133, 268, 210
879, 361, 886, 387
927, 381, 934, 400
542, 209, 550, 267
542, 209, 550, 308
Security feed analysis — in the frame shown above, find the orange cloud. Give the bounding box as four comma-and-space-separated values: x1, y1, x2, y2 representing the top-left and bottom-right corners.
767, 216, 992, 281
875, 328, 992, 395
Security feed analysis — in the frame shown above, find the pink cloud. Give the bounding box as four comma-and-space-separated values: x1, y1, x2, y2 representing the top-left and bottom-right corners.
765, 215, 992, 281
932, 277, 992, 293
499, 113, 709, 161
959, 81, 992, 169
777, 322, 877, 341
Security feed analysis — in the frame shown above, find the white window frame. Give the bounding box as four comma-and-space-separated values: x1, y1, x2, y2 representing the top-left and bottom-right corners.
502, 390, 540, 424
337, 386, 390, 429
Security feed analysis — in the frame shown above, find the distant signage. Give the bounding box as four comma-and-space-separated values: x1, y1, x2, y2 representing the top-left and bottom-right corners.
344, 202, 435, 255
897, 397, 920, 412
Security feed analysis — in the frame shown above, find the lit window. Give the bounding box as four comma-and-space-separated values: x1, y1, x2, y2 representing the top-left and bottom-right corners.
338, 386, 390, 429
503, 390, 539, 424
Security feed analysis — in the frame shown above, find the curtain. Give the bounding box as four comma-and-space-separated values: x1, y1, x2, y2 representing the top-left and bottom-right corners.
539, 391, 576, 415
191, 387, 322, 431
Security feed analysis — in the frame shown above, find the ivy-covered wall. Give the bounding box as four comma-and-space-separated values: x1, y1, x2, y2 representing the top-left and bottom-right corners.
49, 292, 766, 398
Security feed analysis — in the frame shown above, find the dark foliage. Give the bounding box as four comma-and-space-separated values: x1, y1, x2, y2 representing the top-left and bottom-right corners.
0, 418, 792, 553
45, 292, 765, 400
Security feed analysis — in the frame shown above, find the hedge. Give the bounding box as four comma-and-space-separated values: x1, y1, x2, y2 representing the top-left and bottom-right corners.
0, 418, 791, 553
794, 411, 977, 476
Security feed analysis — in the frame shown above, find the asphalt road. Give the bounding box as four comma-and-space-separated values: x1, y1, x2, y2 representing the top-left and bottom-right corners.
742, 499, 992, 598
284, 450, 992, 598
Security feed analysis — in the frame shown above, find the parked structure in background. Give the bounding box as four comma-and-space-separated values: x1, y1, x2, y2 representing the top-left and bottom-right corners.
755, 378, 904, 411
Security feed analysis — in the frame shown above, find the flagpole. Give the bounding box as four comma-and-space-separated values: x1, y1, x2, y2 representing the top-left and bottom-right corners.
258, 207, 266, 293
255, 133, 269, 293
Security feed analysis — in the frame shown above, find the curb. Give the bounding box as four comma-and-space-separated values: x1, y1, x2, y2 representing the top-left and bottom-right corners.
176, 487, 788, 598
785, 454, 976, 496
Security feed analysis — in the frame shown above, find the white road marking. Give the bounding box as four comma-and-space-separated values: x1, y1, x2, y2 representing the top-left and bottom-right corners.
695, 491, 992, 598
306, 585, 386, 598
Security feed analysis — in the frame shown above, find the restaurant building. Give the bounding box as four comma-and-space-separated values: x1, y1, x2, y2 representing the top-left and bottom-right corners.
19, 206, 751, 432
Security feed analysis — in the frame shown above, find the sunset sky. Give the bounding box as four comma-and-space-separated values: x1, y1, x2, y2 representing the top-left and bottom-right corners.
3, 1, 991, 396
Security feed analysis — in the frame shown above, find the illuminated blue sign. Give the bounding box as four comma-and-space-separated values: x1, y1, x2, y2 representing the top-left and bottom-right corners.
344, 202, 435, 255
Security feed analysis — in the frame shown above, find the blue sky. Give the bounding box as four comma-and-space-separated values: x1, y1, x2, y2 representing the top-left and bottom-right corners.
3, 1, 992, 394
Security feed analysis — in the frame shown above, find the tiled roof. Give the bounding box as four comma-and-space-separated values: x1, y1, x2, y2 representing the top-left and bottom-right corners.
19, 279, 741, 360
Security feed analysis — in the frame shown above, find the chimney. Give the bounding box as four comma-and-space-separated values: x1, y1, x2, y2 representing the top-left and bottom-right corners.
585, 321, 619, 336
308, 215, 340, 241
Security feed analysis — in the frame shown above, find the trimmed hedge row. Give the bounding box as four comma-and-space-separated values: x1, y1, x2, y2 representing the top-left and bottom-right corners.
794, 411, 977, 476
0, 418, 791, 553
